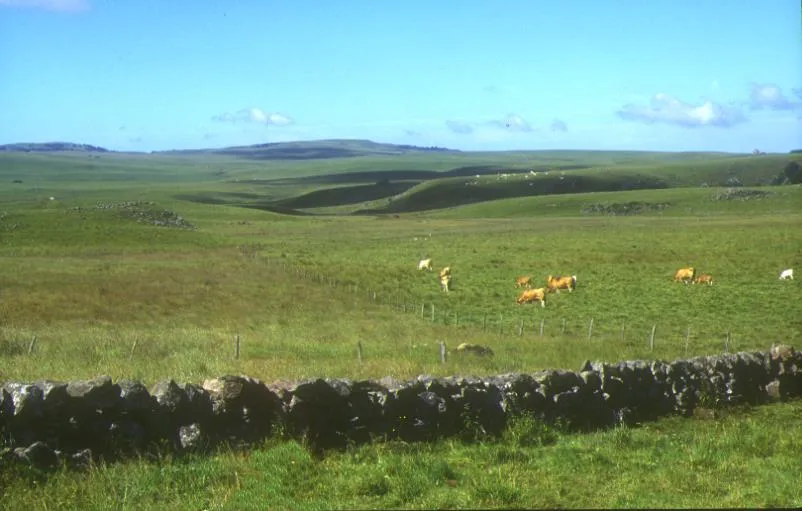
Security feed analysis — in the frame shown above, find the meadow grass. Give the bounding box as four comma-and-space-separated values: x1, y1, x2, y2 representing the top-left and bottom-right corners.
3, 402, 801, 510
1, 149, 801, 508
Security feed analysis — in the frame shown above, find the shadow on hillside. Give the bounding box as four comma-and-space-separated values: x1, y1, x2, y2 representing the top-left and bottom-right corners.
358, 174, 670, 214
274, 181, 418, 209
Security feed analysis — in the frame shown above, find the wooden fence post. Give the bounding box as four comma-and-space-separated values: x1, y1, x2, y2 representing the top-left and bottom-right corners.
540, 319, 545, 337
498, 314, 503, 335
421, 303, 425, 318
439, 341, 447, 364
482, 315, 487, 330
649, 325, 656, 351
27, 335, 37, 355
725, 331, 730, 354
431, 304, 435, 322
620, 324, 626, 343
129, 339, 138, 361
357, 341, 363, 363
561, 318, 567, 334
587, 318, 594, 341
518, 319, 524, 336
235, 334, 240, 359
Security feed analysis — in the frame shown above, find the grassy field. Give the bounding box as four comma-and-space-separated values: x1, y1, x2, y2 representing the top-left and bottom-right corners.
1, 143, 801, 508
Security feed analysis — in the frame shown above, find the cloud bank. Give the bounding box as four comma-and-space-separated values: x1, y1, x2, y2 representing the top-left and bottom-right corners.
617, 93, 746, 128
212, 108, 294, 126
749, 83, 801, 111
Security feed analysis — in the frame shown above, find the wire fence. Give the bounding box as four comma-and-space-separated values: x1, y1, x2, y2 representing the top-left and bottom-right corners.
240, 243, 744, 355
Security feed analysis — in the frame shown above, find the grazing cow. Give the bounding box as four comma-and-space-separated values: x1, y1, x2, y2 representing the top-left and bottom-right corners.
546, 275, 576, 293
517, 287, 546, 307
779, 268, 794, 280
418, 258, 432, 271
439, 266, 451, 279
440, 273, 452, 293
674, 267, 695, 284
693, 274, 714, 285
515, 275, 532, 288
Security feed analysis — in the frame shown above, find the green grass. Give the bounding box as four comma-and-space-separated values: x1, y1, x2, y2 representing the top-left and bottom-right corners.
3, 402, 801, 509
1, 146, 801, 508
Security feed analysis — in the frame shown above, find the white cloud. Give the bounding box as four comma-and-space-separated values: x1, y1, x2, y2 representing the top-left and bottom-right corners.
617, 93, 746, 128
488, 113, 533, 132
0, 0, 89, 11
550, 119, 568, 132
212, 107, 294, 126
445, 120, 473, 134
748, 83, 801, 111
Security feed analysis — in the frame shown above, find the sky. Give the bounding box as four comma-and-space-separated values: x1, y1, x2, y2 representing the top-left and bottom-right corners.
1, 0, 801, 153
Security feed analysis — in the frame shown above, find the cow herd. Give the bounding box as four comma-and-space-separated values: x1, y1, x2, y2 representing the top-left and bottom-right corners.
674, 267, 794, 285
417, 258, 452, 293
419, 257, 794, 310
418, 257, 578, 308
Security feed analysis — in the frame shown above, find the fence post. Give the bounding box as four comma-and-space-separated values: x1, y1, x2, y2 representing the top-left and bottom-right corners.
454, 311, 458, 327
518, 319, 524, 336
587, 318, 594, 341
649, 325, 656, 351
540, 319, 545, 337
27, 335, 37, 355
498, 314, 503, 335
235, 334, 240, 359
439, 341, 447, 364
561, 318, 566, 334
129, 339, 138, 361
357, 341, 363, 363
725, 331, 730, 354
431, 304, 435, 322
421, 303, 425, 318
482, 315, 487, 330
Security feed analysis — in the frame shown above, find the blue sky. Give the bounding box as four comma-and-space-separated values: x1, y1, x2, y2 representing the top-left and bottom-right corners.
1, 0, 800, 153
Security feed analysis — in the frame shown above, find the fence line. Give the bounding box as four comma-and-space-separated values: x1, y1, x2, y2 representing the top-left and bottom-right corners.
242, 247, 743, 350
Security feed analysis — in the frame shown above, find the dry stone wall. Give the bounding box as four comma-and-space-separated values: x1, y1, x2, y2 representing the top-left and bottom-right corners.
2, 346, 800, 470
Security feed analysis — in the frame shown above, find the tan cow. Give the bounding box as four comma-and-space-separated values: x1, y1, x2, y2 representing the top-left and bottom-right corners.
439, 266, 451, 279
440, 273, 452, 293
693, 274, 713, 285
515, 275, 532, 288
674, 267, 695, 284
517, 287, 546, 307
546, 275, 576, 293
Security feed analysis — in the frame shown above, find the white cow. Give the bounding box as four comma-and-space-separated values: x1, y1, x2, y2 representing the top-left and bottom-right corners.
779, 268, 794, 280
418, 258, 433, 271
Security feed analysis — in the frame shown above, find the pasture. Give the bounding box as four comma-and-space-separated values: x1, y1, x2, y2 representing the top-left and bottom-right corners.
1, 144, 801, 508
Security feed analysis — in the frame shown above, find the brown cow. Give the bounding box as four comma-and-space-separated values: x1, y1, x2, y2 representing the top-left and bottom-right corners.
439, 266, 451, 279
546, 275, 576, 293
674, 267, 695, 284
517, 287, 546, 307
693, 274, 713, 285
515, 275, 532, 288
440, 273, 452, 293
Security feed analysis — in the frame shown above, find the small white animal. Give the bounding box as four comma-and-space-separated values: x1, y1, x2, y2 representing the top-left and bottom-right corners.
779, 268, 794, 280
418, 258, 432, 271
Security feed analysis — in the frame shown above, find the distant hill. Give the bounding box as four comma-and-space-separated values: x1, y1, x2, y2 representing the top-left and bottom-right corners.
0, 142, 110, 153
157, 139, 459, 160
